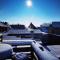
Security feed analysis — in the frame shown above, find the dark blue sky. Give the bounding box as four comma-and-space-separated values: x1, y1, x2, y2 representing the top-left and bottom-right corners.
0, 0, 60, 26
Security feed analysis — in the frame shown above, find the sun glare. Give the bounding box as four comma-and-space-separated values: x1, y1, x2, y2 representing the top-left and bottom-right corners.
26, 0, 32, 8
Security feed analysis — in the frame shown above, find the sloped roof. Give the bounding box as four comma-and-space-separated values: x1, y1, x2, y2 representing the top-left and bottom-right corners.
28, 23, 37, 29
33, 29, 41, 33
7, 29, 31, 34
0, 22, 10, 27
40, 23, 50, 27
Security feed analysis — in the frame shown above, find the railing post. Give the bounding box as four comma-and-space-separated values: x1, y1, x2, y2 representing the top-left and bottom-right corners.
0, 35, 3, 42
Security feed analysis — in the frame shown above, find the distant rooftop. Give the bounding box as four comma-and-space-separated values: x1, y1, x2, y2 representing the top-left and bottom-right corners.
52, 22, 60, 28
10, 24, 26, 29
28, 23, 37, 29
0, 22, 10, 28
40, 23, 51, 27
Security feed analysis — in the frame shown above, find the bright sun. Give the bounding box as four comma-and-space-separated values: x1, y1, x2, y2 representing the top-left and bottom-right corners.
26, 0, 32, 8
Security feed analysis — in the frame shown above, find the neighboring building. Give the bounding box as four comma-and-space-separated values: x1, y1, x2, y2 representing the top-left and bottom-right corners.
40, 23, 50, 33
0, 22, 11, 32
40, 22, 60, 35
4, 28, 32, 39
6, 24, 31, 39
28, 23, 42, 40
3, 23, 42, 40
28, 23, 37, 29
10, 24, 26, 29
48, 22, 60, 35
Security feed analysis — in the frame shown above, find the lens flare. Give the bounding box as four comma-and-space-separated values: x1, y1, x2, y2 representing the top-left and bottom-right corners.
26, 0, 32, 8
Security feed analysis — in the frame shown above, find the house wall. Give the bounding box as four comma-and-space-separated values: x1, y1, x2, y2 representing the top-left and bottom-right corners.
0, 26, 8, 32
48, 23, 60, 35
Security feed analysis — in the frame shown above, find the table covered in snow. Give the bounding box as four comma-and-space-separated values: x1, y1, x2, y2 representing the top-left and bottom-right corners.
0, 43, 13, 59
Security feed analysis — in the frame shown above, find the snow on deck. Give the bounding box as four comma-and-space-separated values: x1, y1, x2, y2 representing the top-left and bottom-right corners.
47, 45, 60, 58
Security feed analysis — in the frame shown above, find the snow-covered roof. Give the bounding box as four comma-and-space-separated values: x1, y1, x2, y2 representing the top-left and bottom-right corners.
6, 28, 43, 34
0, 22, 10, 28
28, 28, 42, 34
7, 29, 31, 34
28, 23, 37, 29
33, 29, 42, 33
40, 23, 50, 27
10, 24, 26, 29
52, 22, 60, 28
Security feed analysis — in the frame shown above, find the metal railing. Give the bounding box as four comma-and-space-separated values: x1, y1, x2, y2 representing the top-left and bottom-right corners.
1, 40, 59, 60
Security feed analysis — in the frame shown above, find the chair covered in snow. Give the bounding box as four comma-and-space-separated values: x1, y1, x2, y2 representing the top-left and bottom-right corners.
0, 43, 13, 60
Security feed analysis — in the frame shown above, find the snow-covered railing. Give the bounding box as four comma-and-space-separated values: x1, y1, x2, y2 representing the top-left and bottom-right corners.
2, 40, 34, 46
31, 42, 59, 60
2, 40, 59, 60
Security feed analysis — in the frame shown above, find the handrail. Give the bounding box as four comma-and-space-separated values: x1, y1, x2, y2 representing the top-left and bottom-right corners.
31, 42, 59, 60
2, 40, 34, 46
1, 40, 59, 60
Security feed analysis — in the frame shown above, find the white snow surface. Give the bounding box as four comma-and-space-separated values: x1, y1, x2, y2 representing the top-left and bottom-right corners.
0, 43, 12, 52
47, 45, 60, 58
